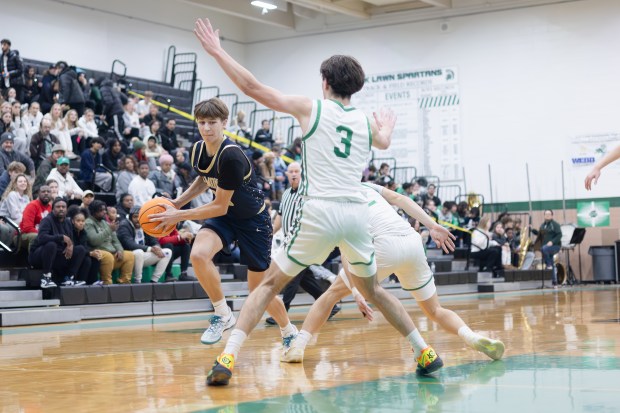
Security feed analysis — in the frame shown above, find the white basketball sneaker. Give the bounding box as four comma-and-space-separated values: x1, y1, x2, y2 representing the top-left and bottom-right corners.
281, 336, 304, 363
201, 313, 236, 345
472, 337, 505, 360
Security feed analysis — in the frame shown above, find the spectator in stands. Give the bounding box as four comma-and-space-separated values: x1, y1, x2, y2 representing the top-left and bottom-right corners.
80, 137, 112, 191
491, 221, 513, 269
251, 151, 271, 196
159, 226, 196, 281
22, 102, 43, 140
144, 136, 163, 169
22, 66, 40, 106
142, 104, 164, 134
79, 190, 95, 210
438, 201, 454, 226
160, 118, 180, 153
77, 109, 100, 148
102, 138, 123, 173
29, 118, 59, 167
46, 179, 59, 199
173, 162, 194, 208
0, 173, 31, 231
128, 161, 155, 206
46, 156, 83, 200
271, 144, 287, 201
116, 193, 134, 220
118, 206, 173, 283
29, 197, 87, 288
68, 207, 101, 285
421, 183, 441, 209
0, 39, 24, 101
64, 109, 84, 155
106, 205, 118, 226
34, 144, 64, 194
122, 101, 140, 140
376, 163, 393, 185
85, 200, 135, 284
145, 120, 162, 145
38, 64, 59, 114
0, 110, 26, 153
10, 101, 27, 150
115, 155, 137, 201
470, 215, 503, 277
174, 148, 188, 165
260, 152, 276, 199
0, 132, 35, 178
0, 161, 25, 195
254, 119, 273, 148
232, 110, 251, 139
423, 198, 438, 221
45, 103, 75, 159
136, 91, 153, 120
99, 79, 126, 142
56, 62, 86, 117
19, 184, 51, 250
6, 88, 17, 103
149, 154, 175, 198
532, 209, 562, 283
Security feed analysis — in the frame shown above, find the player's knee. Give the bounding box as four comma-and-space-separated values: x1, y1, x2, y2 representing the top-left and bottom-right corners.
190, 245, 215, 264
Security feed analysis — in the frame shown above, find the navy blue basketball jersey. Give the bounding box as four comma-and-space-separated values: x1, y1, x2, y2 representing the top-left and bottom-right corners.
190, 138, 265, 219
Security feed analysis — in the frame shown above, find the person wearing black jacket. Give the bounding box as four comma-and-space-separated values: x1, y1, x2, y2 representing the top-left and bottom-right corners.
160, 119, 180, 153
117, 207, 172, 283
29, 197, 87, 288
56, 62, 86, 117
68, 207, 102, 285
99, 79, 127, 141
0, 39, 24, 101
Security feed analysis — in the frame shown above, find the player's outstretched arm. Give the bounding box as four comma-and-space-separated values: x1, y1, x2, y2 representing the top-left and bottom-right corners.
194, 18, 312, 127
379, 186, 456, 253
585, 144, 620, 190
172, 176, 208, 209
369, 107, 396, 150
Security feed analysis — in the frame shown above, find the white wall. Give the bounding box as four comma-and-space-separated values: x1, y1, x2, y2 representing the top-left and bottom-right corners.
243, 0, 620, 203
3, 0, 245, 95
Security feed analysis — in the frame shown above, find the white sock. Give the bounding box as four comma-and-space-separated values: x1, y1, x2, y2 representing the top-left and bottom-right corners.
295, 330, 313, 349
223, 329, 247, 359
212, 299, 231, 318
280, 322, 297, 337
458, 326, 484, 348
406, 329, 428, 358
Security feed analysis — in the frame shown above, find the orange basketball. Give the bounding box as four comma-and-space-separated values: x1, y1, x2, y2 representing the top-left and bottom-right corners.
138, 197, 176, 238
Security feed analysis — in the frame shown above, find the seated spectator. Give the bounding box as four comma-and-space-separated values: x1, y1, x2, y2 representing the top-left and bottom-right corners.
160, 118, 179, 153
136, 91, 153, 120
68, 207, 101, 285
105, 205, 118, 225
64, 109, 85, 155
77, 108, 100, 147
174, 148, 188, 166
376, 163, 393, 185
102, 138, 123, 173
260, 152, 276, 199
122, 101, 140, 140
118, 207, 173, 283
44, 103, 75, 159
0, 161, 25, 196
22, 102, 43, 140
80, 137, 112, 192
141, 104, 164, 136
144, 135, 163, 169
132, 139, 147, 163
128, 161, 156, 206
0, 111, 28, 155
46, 157, 84, 200
46, 178, 59, 199
115, 155, 138, 201
10, 101, 28, 152
491, 221, 513, 269
85, 200, 134, 284
470, 215, 503, 277
421, 183, 441, 208
19, 184, 52, 251
33, 144, 64, 194
29, 118, 60, 168
366, 163, 377, 182
159, 227, 196, 281
116, 193, 134, 220
254, 119, 273, 148
149, 154, 175, 198
174, 163, 194, 209
251, 151, 271, 195
79, 190, 95, 210
271, 145, 287, 201
29, 197, 87, 288
438, 201, 453, 226
0, 173, 32, 225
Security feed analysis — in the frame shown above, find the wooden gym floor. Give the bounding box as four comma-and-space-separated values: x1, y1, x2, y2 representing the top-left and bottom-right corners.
1, 286, 619, 412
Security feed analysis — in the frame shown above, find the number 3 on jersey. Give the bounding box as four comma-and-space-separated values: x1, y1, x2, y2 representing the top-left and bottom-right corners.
334, 125, 353, 159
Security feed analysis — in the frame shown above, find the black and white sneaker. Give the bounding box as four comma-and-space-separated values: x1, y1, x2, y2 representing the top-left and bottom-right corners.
73, 280, 86, 286
61, 276, 75, 286
41, 276, 57, 289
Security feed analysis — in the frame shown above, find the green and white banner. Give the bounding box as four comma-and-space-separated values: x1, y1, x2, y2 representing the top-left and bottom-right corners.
577, 201, 610, 227
354, 67, 462, 180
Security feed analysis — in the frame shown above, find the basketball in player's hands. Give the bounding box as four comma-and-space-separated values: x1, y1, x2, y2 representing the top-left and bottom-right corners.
139, 197, 176, 238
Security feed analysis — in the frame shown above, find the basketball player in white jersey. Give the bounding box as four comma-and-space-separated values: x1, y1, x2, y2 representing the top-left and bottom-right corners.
193, 18, 449, 386
282, 182, 505, 363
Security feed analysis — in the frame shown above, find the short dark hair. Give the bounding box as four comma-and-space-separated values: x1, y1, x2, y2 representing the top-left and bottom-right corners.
1, 39, 11, 46
402, 182, 412, 191
380, 163, 389, 170
194, 97, 229, 120
138, 161, 150, 168
320, 55, 365, 99
544, 209, 554, 215
89, 200, 107, 215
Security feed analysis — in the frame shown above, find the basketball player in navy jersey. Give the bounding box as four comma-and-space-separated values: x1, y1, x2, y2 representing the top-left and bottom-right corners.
151, 98, 297, 349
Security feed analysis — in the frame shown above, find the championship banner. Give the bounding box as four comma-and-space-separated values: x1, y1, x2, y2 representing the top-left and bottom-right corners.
354, 67, 462, 179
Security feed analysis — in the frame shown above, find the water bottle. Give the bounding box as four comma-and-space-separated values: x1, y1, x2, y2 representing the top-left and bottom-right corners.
430, 262, 436, 273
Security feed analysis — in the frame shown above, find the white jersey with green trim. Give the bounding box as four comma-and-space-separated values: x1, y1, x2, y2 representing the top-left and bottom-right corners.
299, 99, 372, 203
363, 183, 415, 237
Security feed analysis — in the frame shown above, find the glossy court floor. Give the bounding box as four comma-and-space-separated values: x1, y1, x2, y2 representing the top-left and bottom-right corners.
1, 286, 619, 413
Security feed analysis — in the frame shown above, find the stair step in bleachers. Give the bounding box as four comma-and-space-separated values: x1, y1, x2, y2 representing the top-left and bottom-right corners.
152, 299, 213, 316
0, 270, 10, 281
0, 308, 80, 327
0, 280, 26, 288
478, 282, 521, 293
0, 299, 60, 309
0, 290, 42, 301
79, 302, 152, 320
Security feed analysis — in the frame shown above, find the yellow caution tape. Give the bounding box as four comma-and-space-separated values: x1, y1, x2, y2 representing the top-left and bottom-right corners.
432, 217, 472, 234
128, 90, 295, 164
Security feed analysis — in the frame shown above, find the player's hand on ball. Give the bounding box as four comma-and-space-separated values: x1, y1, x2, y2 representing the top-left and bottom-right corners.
149, 204, 180, 231
355, 294, 374, 321
584, 167, 600, 190
430, 225, 456, 254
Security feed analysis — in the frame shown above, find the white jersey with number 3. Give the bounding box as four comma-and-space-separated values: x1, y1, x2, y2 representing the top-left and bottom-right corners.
299, 99, 371, 203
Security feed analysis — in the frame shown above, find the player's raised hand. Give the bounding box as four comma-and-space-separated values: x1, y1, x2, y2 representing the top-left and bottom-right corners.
430, 224, 456, 254
194, 18, 221, 56
584, 167, 600, 191
373, 107, 397, 133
